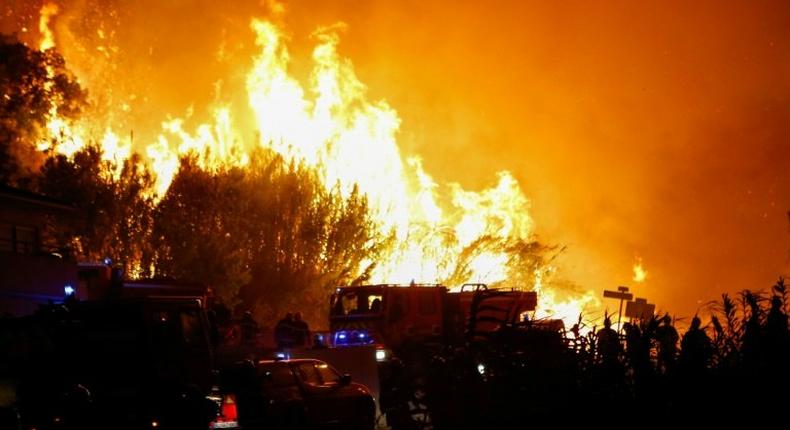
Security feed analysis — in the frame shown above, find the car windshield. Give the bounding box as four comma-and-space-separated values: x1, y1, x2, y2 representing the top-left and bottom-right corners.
259, 362, 297, 387
330, 289, 383, 316
295, 362, 322, 385
315, 362, 341, 384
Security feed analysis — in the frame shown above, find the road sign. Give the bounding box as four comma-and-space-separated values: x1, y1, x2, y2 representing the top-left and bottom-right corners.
603, 290, 633, 301
625, 297, 655, 319
603, 286, 634, 333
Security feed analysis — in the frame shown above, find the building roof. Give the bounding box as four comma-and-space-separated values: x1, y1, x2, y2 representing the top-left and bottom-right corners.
0, 185, 75, 213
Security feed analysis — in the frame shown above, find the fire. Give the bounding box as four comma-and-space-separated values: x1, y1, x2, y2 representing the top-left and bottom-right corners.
38, 3, 58, 51
633, 257, 648, 283
35, 3, 92, 163
32, 6, 597, 326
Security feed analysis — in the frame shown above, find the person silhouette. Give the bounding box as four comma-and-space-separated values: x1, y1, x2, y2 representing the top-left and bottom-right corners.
274, 312, 295, 349
292, 312, 310, 347
655, 314, 679, 374
332, 297, 345, 316
240, 310, 259, 346
679, 316, 712, 374
597, 317, 621, 364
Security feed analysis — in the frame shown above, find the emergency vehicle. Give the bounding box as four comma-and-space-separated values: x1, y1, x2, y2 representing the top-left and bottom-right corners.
328, 283, 538, 353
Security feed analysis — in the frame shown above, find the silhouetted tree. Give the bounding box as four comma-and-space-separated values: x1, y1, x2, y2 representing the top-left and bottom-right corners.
37, 145, 155, 275
241, 151, 384, 325
740, 290, 764, 369
150, 150, 384, 326
765, 289, 789, 371
0, 34, 86, 185
148, 156, 251, 303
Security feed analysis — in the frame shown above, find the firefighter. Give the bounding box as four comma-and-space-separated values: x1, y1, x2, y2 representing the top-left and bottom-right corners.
332, 297, 345, 316
371, 298, 382, 313
595, 316, 625, 398
274, 312, 295, 349
568, 322, 587, 354
625, 321, 651, 382
679, 316, 712, 374
312, 333, 328, 349
596, 317, 620, 364
654, 314, 679, 374
380, 357, 412, 430
240, 310, 259, 346
292, 312, 310, 347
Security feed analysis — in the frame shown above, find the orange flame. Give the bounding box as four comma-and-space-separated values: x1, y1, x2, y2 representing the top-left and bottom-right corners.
34, 9, 598, 326
36, 3, 92, 164
633, 257, 648, 283
38, 3, 58, 51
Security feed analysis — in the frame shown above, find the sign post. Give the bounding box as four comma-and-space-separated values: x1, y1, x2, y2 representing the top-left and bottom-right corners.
603, 286, 633, 333
625, 297, 655, 321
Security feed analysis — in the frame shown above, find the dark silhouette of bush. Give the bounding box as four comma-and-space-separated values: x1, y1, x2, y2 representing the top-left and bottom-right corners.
403, 277, 790, 428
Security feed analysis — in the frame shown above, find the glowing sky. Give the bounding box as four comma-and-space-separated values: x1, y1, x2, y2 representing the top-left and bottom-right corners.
285, 0, 790, 317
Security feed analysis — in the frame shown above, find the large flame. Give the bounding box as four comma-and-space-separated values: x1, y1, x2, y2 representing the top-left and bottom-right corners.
37, 2, 58, 51
36, 3, 87, 160
33, 5, 597, 326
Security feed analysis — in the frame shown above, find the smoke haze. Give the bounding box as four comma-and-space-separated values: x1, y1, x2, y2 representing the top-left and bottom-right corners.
2, 0, 788, 317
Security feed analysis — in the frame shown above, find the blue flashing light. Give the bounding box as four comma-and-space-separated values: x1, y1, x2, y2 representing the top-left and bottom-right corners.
64, 285, 75, 296
103, 257, 113, 266
333, 330, 375, 346
333, 329, 375, 347
334, 331, 349, 346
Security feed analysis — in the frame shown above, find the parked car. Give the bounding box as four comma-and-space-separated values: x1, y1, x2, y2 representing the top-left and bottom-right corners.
225, 358, 376, 429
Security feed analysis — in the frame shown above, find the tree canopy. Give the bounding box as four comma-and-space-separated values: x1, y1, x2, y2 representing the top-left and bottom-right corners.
37, 146, 155, 277
0, 35, 86, 185
149, 151, 384, 324
0, 35, 554, 328
0, 35, 385, 326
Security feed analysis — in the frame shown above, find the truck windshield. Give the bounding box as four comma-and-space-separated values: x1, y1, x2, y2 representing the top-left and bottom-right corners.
330, 289, 383, 316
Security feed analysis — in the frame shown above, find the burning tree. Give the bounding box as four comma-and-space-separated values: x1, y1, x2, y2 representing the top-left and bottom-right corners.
36, 146, 155, 276
0, 34, 86, 185
1, 2, 599, 327
0, 27, 389, 325
150, 151, 385, 324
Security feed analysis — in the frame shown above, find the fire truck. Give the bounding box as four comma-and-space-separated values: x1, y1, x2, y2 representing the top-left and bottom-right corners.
0, 263, 240, 430
327, 283, 538, 352
296, 283, 549, 428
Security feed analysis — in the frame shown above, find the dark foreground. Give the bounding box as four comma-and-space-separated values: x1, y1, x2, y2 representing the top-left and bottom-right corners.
2, 281, 789, 429
379, 281, 790, 428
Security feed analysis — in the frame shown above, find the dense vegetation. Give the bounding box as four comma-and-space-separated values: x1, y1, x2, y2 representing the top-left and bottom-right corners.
0, 36, 383, 327
2, 36, 562, 329
390, 279, 790, 427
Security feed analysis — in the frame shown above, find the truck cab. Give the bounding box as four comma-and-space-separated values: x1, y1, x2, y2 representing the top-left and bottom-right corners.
329, 284, 447, 349
329, 284, 538, 350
